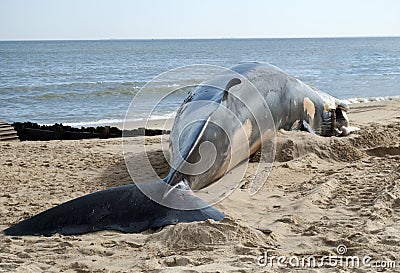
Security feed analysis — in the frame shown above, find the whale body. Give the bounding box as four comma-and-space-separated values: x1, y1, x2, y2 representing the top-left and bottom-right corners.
3, 63, 354, 236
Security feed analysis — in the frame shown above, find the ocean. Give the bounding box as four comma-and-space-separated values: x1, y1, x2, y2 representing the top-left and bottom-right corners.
0, 37, 399, 127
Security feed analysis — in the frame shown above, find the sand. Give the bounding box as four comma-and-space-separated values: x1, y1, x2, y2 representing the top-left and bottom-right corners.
0, 100, 399, 272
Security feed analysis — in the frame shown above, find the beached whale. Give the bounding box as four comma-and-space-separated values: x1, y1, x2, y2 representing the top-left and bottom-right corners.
3, 63, 355, 236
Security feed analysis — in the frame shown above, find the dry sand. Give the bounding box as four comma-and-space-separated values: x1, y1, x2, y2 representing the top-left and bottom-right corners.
0, 100, 399, 272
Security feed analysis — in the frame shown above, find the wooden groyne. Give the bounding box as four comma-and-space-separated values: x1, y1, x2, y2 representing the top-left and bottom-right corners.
0, 120, 19, 142
12, 122, 170, 141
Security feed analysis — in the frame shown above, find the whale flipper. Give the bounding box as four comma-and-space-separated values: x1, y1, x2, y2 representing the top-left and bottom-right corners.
3, 181, 224, 236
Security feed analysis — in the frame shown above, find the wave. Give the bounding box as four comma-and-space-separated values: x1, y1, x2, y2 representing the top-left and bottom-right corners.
2, 81, 196, 102
342, 95, 400, 104
58, 113, 177, 128
60, 119, 127, 128
36, 89, 138, 99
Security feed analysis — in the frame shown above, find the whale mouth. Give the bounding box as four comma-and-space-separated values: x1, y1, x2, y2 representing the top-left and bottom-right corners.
334, 104, 360, 136
321, 103, 351, 136
335, 107, 349, 129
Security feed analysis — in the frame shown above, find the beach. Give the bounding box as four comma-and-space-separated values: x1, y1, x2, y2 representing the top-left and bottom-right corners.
0, 99, 399, 272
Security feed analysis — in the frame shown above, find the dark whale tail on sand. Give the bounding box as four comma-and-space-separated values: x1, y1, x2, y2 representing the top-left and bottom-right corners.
3, 181, 224, 236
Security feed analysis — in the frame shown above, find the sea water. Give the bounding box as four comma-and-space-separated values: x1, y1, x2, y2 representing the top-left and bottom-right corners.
0, 37, 399, 126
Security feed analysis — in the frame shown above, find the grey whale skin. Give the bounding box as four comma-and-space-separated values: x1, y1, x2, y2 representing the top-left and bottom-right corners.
3, 182, 224, 235
3, 63, 352, 236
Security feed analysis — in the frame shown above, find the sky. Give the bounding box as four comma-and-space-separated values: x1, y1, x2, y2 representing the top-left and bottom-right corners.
0, 0, 399, 40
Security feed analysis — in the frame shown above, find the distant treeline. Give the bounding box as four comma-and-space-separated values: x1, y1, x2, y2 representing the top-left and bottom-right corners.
12, 122, 170, 141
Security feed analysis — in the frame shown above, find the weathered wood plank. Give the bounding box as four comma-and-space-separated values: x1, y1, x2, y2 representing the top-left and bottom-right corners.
0, 120, 19, 142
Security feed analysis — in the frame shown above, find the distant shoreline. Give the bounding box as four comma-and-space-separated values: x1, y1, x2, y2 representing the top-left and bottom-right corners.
1, 36, 400, 42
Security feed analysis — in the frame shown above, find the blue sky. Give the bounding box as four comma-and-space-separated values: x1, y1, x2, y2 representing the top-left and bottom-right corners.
0, 0, 399, 40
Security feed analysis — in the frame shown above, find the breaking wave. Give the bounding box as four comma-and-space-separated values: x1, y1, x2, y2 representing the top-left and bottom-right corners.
343, 95, 400, 104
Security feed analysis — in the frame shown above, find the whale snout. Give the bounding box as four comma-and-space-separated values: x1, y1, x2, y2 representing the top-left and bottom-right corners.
167, 118, 232, 190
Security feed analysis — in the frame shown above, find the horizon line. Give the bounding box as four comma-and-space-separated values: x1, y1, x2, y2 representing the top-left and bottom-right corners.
1, 35, 399, 42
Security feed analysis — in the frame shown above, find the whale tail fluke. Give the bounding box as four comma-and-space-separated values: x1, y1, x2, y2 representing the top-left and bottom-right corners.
3, 181, 224, 236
